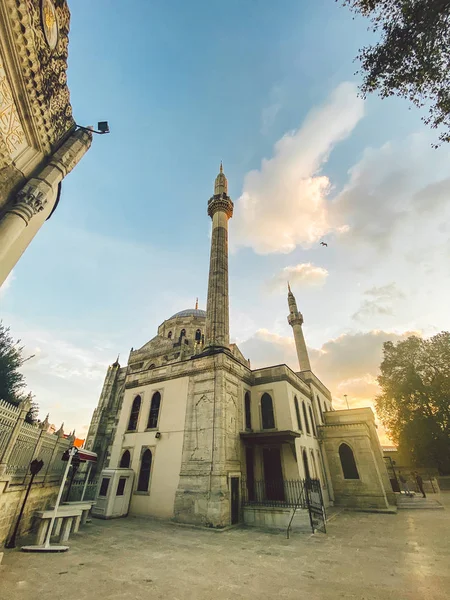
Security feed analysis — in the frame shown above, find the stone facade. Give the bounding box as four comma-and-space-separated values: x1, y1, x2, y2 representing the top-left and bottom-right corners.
319, 408, 396, 510
0, 0, 92, 285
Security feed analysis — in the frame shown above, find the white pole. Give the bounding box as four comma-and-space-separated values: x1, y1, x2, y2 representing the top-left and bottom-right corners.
80, 461, 92, 502
43, 446, 76, 548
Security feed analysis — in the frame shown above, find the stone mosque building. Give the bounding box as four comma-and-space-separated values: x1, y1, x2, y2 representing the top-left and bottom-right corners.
85, 166, 395, 527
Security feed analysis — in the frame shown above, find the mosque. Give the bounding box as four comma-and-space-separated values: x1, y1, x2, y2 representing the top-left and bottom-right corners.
84, 166, 395, 527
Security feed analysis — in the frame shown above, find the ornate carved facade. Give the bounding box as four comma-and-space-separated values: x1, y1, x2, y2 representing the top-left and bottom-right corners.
0, 0, 92, 285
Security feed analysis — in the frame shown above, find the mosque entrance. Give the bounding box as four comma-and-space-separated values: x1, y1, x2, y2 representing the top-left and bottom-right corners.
263, 447, 285, 501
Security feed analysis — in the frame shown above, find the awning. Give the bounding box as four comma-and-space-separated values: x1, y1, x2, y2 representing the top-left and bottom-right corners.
77, 448, 97, 462
240, 430, 301, 445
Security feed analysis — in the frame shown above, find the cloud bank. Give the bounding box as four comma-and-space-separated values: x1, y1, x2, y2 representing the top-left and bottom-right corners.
269, 263, 328, 291
233, 82, 365, 254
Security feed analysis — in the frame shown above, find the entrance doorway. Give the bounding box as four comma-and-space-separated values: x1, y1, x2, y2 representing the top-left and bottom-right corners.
263, 447, 285, 501
230, 477, 240, 524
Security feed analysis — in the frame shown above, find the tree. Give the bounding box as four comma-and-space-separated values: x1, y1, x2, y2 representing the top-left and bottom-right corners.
375, 332, 450, 474
340, 1, 450, 146
0, 321, 38, 423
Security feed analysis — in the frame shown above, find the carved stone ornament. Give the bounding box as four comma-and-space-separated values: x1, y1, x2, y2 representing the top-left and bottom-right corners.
41, 0, 59, 50
2, 0, 74, 150
16, 186, 47, 215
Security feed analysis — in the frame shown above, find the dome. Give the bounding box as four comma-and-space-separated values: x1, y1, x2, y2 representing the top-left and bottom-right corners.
169, 308, 207, 319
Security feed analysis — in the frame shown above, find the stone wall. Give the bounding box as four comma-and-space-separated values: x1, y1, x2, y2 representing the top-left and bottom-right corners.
0, 480, 61, 546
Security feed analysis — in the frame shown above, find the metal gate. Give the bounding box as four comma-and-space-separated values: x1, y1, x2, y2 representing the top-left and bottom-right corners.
305, 478, 326, 533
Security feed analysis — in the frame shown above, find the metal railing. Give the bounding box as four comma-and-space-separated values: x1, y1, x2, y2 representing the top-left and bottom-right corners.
241, 478, 307, 508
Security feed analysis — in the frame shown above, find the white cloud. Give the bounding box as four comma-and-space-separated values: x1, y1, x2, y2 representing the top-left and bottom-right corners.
232, 82, 365, 254
269, 263, 328, 291
331, 133, 450, 251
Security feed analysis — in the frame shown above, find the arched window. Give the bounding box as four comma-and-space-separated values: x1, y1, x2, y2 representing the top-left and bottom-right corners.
137, 448, 152, 491
294, 396, 302, 430
127, 395, 141, 431
147, 391, 161, 429
180, 329, 186, 338
302, 401, 310, 434
261, 393, 275, 429
244, 392, 251, 430
309, 406, 317, 437
168, 331, 172, 339
339, 443, 359, 479
311, 451, 317, 478
119, 450, 130, 468
195, 329, 202, 342
317, 395, 323, 422
302, 449, 310, 480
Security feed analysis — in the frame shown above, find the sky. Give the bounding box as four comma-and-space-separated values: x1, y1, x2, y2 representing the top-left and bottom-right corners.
1, 0, 450, 442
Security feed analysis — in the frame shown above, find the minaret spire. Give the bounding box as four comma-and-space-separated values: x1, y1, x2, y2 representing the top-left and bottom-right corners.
287, 285, 311, 371
205, 164, 234, 349
195, 297, 198, 310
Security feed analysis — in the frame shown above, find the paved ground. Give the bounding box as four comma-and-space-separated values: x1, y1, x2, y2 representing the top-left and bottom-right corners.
1, 493, 449, 600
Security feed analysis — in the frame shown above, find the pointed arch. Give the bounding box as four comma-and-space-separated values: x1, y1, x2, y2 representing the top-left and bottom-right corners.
147, 391, 161, 429
294, 396, 302, 430
119, 449, 131, 468
261, 393, 275, 429
244, 391, 252, 430
137, 448, 152, 491
168, 331, 172, 339
309, 405, 317, 437
127, 395, 141, 431
339, 443, 359, 479
302, 449, 310, 480
302, 401, 310, 434
195, 329, 202, 342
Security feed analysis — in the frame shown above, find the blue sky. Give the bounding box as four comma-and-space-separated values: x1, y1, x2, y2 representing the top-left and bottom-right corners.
1, 0, 450, 440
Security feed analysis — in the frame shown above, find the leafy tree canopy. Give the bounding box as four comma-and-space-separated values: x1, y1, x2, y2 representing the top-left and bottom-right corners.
0, 321, 38, 423
340, 0, 450, 146
376, 332, 450, 474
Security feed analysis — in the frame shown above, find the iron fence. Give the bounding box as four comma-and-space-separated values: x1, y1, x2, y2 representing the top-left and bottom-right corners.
65, 478, 99, 501
241, 478, 307, 508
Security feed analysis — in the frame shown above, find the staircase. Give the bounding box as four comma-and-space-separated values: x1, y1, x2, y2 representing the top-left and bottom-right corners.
397, 494, 444, 510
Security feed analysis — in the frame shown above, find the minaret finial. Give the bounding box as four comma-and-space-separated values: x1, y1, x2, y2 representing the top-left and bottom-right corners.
195, 298, 198, 310
288, 281, 291, 293
220, 161, 223, 174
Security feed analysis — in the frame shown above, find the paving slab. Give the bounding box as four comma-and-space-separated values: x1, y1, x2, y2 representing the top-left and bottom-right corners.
0, 492, 449, 600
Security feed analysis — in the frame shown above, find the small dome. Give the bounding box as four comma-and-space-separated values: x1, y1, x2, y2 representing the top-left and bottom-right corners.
169, 309, 207, 319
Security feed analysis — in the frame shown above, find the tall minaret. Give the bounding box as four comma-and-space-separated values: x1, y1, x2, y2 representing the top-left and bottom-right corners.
287, 283, 311, 371
205, 163, 234, 350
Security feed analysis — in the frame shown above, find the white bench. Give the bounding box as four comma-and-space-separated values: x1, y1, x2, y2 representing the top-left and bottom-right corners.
34, 508, 83, 545
61, 500, 96, 525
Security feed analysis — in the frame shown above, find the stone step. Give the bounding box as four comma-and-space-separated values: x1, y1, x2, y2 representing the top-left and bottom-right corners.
397, 495, 444, 510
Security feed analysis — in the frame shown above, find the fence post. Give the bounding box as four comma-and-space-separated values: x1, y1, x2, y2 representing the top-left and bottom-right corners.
44, 423, 65, 483
0, 396, 31, 478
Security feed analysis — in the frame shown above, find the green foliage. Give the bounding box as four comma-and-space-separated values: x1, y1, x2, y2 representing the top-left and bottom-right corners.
375, 332, 450, 474
0, 321, 38, 423
340, 0, 450, 146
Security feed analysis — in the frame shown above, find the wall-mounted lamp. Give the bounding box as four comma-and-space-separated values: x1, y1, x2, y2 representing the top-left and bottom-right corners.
76, 121, 110, 135
155, 432, 161, 439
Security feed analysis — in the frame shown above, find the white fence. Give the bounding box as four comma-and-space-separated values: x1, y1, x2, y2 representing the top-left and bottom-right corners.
0, 398, 72, 483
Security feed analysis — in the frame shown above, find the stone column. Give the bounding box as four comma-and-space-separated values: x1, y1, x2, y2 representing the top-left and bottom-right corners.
204, 168, 234, 350
0, 128, 92, 285
287, 286, 311, 371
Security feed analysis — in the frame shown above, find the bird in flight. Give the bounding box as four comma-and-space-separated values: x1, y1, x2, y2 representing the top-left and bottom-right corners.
320, 241, 328, 247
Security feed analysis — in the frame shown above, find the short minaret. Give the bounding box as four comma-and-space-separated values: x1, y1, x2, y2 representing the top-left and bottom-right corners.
205, 163, 234, 349
287, 283, 311, 371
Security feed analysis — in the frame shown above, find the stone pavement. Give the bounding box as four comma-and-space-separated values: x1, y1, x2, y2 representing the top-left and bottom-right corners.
1, 493, 449, 600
